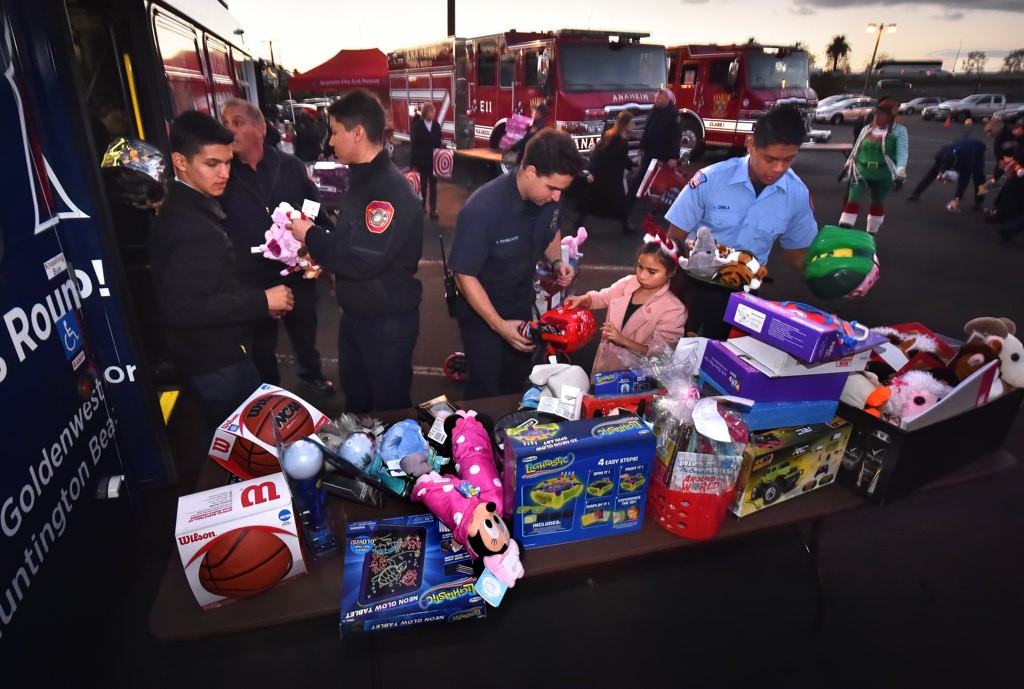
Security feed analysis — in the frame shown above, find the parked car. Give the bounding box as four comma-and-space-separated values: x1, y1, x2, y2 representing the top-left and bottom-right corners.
817, 93, 860, 108
922, 99, 962, 121
898, 96, 942, 116
947, 94, 1024, 123
814, 97, 877, 124
992, 104, 1024, 127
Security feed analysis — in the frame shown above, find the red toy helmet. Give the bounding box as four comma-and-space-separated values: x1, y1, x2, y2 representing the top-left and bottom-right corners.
519, 306, 597, 354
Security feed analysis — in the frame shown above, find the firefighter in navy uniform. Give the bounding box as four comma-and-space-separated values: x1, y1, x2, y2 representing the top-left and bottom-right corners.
448, 129, 583, 400
288, 90, 423, 413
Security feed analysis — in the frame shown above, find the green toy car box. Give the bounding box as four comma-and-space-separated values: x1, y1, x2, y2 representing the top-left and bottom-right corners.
731, 417, 853, 517
502, 415, 656, 548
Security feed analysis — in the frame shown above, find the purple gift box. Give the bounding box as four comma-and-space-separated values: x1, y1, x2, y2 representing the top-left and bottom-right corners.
700, 340, 849, 403
724, 293, 887, 364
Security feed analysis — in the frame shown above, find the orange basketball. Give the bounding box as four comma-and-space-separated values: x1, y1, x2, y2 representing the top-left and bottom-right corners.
225, 394, 315, 479
198, 527, 293, 598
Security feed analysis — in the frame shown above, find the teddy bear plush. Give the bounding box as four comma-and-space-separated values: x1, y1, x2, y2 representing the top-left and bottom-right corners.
715, 250, 768, 292
964, 317, 1024, 390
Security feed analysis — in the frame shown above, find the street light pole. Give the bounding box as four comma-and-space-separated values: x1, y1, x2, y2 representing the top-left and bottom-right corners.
862, 22, 896, 94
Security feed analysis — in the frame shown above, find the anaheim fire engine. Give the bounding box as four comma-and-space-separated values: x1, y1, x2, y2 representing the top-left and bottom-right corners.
666, 44, 819, 159
387, 29, 667, 169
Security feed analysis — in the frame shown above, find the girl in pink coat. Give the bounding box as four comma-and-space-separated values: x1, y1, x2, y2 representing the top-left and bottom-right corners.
565, 240, 688, 377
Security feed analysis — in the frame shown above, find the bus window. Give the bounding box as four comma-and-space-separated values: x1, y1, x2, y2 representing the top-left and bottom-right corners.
205, 36, 237, 116
500, 53, 515, 88
153, 11, 211, 115
477, 40, 497, 86
67, 5, 134, 157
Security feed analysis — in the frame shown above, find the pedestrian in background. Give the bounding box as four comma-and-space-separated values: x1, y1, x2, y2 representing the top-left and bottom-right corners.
410, 102, 443, 219
508, 102, 550, 166
628, 88, 681, 206
838, 100, 908, 234
575, 111, 638, 234
907, 136, 986, 211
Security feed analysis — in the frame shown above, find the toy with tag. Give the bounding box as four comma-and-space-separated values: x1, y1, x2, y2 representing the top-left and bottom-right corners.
411, 411, 524, 605
252, 202, 322, 279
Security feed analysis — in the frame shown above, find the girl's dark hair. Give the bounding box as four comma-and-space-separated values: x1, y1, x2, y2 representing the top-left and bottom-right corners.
639, 241, 678, 273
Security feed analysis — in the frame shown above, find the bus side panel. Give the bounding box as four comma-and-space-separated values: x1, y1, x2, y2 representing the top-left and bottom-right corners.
0, 0, 166, 665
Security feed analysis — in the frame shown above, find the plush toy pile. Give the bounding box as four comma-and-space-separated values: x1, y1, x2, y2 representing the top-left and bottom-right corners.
840, 316, 1024, 426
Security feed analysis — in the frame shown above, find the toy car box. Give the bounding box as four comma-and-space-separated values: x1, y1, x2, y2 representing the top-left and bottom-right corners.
175, 472, 307, 610
502, 415, 656, 549
727, 335, 871, 377
593, 368, 657, 396
340, 513, 487, 636
838, 360, 1022, 503
731, 418, 853, 517
724, 292, 887, 364
700, 340, 850, 403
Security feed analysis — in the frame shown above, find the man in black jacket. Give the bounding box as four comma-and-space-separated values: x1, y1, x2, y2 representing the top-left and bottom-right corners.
219, 98, 335, 397
150, 111, 294, 432
288, 90, 423, 413
628, 88, 682, 205
410, 102, 443, 219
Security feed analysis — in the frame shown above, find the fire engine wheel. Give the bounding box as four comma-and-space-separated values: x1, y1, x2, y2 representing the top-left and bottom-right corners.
678, 119, 705, 161
443, 352, 468, 381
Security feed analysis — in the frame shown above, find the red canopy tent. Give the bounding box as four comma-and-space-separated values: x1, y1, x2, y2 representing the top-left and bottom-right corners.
287, 48, 388, 94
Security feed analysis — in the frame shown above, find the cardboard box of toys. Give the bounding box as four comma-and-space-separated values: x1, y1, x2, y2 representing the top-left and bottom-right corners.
175, 472, 307, 610
838, 360, 1023, 503
208, 384, 331, 480
502, 415, 656, 549
731, 418, 853, 517
727, 335, 872, 377
340, 513, 487, 636
724, 292, 888, 364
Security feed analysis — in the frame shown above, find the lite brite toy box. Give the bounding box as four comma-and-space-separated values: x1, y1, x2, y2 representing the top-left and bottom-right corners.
724, 292, 887, 364
208, 384, 331, 480
340, 513, 487, 636
502, 416, 656, 549
175, 472, 307, 610
731, 418, 852, 517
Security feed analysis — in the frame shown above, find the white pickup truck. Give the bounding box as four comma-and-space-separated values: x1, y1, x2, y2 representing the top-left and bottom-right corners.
946, 94, 1024, 122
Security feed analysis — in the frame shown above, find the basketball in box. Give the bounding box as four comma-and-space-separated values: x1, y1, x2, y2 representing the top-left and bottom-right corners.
731, 418, 852, 517
340, 513, 487, 636
502, 415, 656, 549
837, 358, 1023, 503
700, 340, 850, 403
208, 384, 331, 480
724, 292, 887, 364
175, 472, 307, 610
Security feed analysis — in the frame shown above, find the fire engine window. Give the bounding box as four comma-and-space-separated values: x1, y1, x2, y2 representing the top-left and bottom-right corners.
477, 41, 497, 86
682, 63, 698, 87
525, 51, 539, 87
668, 52, 678, 85
709, 60, 732, 88
500, 54, 515, 88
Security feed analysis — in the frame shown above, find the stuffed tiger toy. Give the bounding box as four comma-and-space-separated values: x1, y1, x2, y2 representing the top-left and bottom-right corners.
714, 251, 767, 292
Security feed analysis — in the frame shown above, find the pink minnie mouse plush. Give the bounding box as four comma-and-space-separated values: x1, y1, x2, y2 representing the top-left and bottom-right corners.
252, 202, 322, 279
410, 411, 524, 596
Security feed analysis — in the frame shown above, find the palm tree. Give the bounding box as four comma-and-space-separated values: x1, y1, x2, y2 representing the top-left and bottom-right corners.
826, 35, 851, 72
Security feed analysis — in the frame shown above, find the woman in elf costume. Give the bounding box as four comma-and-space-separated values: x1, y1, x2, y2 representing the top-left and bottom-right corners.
838, 100, 909, 235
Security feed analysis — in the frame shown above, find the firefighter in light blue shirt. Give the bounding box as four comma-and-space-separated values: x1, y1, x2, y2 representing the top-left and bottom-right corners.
665, 105, 819, 338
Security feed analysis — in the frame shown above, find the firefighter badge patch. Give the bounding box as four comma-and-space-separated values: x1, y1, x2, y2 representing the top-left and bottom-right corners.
689, 171, 707, 189
366, 201, 394, 233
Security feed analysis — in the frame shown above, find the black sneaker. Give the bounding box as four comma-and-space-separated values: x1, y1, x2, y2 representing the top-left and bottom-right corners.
302, 376, 335, 395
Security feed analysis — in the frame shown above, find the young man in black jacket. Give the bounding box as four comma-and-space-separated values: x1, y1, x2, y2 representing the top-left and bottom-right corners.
219, 98, 335, 397
150, 111, 294, 433
288, 90, 423, 413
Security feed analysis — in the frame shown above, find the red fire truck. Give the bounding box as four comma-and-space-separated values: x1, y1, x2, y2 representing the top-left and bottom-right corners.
666, 44, 819, 159
387, 29, 667, 170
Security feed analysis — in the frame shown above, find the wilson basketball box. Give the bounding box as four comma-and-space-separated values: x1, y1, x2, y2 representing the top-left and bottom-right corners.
175, 472, 307, 610
208, 384, 331, 480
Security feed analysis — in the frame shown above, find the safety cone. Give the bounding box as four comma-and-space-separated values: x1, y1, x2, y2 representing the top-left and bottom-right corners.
944, 116, 951, 128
